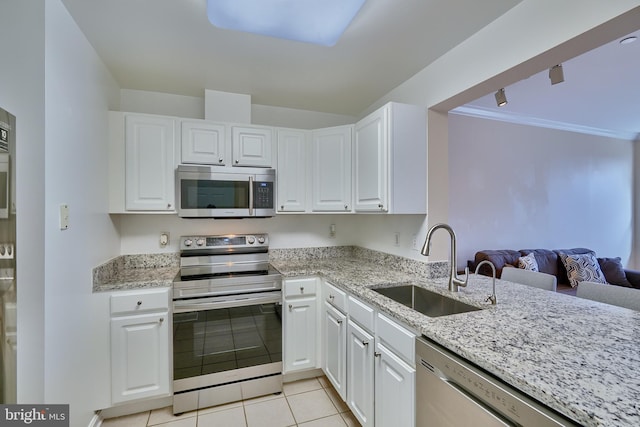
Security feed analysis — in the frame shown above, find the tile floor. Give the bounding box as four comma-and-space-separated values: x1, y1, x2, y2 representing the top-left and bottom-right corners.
102, 376, 361, 427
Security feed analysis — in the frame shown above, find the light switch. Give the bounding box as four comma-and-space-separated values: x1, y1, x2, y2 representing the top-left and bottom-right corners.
59, 204, 69, 230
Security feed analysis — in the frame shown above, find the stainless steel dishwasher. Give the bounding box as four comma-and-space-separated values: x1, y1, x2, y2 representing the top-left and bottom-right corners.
416, 337, 581, 427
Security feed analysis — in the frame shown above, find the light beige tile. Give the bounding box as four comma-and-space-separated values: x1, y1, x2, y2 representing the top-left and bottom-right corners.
154, 418, 197, 427
341, 411, 362, 427
197, 406, 246, 427
148, 406, 196, 426
102, 411, 149, 427
298, 414, 347, 427
283, 377, 322, 396
287, 389, 338, 424
242, 391, 282, 406
197, 400, 243, 416
244, 397, 295, 427
323, 386, 349, 413
316, 376, 331, 389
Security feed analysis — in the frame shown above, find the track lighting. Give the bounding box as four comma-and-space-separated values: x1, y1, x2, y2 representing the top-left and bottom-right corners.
494, 88, 507, 107
549, 64, 564, 85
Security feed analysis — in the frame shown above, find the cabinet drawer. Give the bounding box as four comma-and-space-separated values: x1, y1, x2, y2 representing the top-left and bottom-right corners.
110, 288, 170, 316
284, 277, 317, 298
324, 281, 347, 313
348, 295, 375, 333
376, 313, 416, 365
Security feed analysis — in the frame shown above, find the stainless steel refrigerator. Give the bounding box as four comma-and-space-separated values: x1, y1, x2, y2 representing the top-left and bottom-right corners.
0, 107, 16, 403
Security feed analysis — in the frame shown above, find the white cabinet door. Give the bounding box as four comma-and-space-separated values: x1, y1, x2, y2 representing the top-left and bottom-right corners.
311, 126, 352, 212
125, 114, 177, 211
277, 129, 308, 212
323, 301, 347, 399
232, 126, 273, 167
181, 120, 227, 165
374, 342, 415, 427
354, 106, 388, 212
347, 321, 374, 427
111, 312, 170, 403
283, 296, 317, 373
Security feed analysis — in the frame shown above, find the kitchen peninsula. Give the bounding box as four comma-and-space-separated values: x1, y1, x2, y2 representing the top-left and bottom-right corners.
95, 246, 640, 426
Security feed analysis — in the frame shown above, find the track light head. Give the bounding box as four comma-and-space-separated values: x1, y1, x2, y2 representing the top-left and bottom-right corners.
549, 64, 564, 85
494, 88, 507, 107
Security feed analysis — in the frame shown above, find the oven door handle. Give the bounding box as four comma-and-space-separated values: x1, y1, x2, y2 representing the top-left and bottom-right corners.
248, 175, 254, 216
173, 291, 282, 313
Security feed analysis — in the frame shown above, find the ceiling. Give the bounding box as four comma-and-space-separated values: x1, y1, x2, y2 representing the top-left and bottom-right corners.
61, 1, 639, 139
60, 0, 522, 116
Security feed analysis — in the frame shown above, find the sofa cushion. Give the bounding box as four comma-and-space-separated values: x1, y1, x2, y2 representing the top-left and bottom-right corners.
559, 252, 607, 288
473, 250, 521, 278
552, 248, 594, 285
517, 253, 539, 271
518, 249, 558, 277
598, 257, 632, 288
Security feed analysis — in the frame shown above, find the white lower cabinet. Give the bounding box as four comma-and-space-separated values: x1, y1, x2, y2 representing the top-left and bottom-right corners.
283, 277, 319, 373
374, 342, 416, 427
110, 288, 171, 404
323, 301, 347, 399
347, 320, 374, 427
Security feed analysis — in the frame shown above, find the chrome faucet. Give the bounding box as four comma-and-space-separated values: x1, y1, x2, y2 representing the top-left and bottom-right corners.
475, 260, 497, 305
421, 223, 468, 292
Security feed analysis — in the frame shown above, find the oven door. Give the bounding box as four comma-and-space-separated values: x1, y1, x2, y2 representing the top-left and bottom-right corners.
173, 292, 282, 393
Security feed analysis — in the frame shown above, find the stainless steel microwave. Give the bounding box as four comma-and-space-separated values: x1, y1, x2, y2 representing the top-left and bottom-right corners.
176, 165, 275, 218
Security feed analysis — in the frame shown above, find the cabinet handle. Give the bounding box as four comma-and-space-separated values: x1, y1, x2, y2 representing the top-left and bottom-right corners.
362, 340, 369, 346
281, 205, 285, 210
300, 286, 305, 293
288, 304, 293, 312
235, 159, 239, 164
344, 204, 348, 210
219, 158, 223, 163
167, 203, 172, 209
328, 295, 335, 300
136, 301, 142, 306
337, 319, 343, 324
374, 352, 381, 358
378, 203, 383, 209
159, 317, 164, 323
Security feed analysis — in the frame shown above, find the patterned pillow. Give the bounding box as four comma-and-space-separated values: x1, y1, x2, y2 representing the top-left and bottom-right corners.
517, 253, 539, 271
560, 252, 607, 288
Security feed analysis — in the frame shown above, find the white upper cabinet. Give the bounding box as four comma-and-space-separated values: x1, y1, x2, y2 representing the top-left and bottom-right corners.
232, 125, 273, 167
354, 102, 427, 214
181, 120, 227, 165
124, 114, 178, 212
311, 125, 353, 212
276, 129, 309, 212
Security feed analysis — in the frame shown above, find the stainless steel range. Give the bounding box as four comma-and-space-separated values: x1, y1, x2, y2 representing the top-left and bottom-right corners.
172, 234, 283, 414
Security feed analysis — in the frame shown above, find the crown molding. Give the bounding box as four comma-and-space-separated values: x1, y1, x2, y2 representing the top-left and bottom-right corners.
451, 106, 638, 141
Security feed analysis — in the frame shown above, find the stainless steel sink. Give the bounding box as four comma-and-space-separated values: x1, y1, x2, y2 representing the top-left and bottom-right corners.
372, 285, 481, 317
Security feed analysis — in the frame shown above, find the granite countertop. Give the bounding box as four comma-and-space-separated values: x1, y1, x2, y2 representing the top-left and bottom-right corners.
93, 247, 639, 426
272, 256, 640, 427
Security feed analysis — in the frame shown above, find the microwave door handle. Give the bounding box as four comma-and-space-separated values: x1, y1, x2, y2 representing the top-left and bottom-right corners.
248, 175, 254, 216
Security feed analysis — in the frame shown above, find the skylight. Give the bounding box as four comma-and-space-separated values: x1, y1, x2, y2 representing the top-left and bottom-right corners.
206, 0, 366, 46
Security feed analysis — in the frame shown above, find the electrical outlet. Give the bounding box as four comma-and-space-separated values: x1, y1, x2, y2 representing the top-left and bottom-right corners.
329, 224, 336, 238
160, 232, 170, 247
412, 234, 418, 251
394, 232, 400, 247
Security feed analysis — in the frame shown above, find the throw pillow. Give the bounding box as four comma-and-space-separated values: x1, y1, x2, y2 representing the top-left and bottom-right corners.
559, 252, 607, 288
598, 257, 632, 287
517, 253, 539, 271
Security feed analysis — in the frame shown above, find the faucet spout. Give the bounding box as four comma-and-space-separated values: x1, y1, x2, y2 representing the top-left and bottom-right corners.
421, 223, 468, 292
474, 260, 497, 305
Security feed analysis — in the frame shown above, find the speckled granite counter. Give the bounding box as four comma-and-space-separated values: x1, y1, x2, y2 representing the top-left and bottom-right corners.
271, 253, 640, 427
92, 253, 179, 292
92, 247, 639, 426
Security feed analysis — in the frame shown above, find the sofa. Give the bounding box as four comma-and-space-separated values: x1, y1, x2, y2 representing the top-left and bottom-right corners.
467, 248, 640, 294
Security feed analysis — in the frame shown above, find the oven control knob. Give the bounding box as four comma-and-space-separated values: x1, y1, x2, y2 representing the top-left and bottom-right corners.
196, 238, 205, 246
247, 236, 256, 244
257, 236, 265, 244
184, 239, 193, 247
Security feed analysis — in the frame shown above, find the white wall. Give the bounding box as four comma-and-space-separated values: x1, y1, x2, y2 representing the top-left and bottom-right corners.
0, 0, 47, 404
43, 1, 120, 425
634, 138, 640, 269
448, 113, 633, 267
